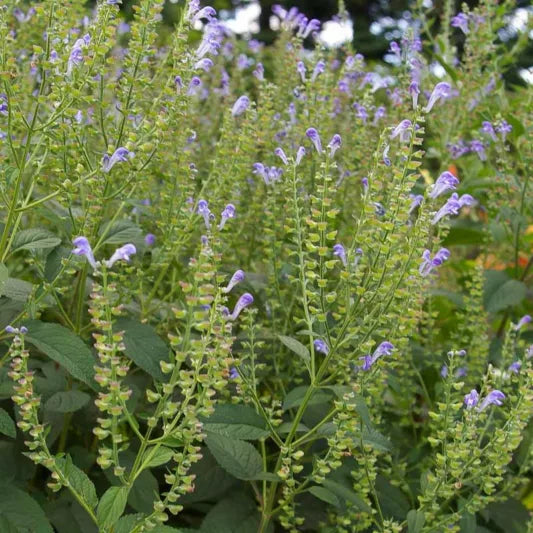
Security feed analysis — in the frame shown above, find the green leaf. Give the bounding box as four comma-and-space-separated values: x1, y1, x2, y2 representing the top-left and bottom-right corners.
361, 428, 392, 453
55, 456, 98, 510
321, 479, 372, 513
128, 469, 158, 514
376, 476, 410, 520
11, 229, 61, 254
0, 483, 53, 533
278, 335, 310, 364
24, 321, 96, 390
205, 433, 263, 480
484, 276, 526, 313
97, 486, 129, 529
115, 318, 169, 381
202, 404, 269, 440
407, 509, 426, 533
308, 486, 341, 507
45, 390, 91, 413
459, 511, 476, 533
114, 514, 143, 533
99, 220, 143, 246
0, 408, 16, 438
142, 446, 174, 468
282, 386, 332, 411
0, 263, 8, 297
2, 278, 34, 302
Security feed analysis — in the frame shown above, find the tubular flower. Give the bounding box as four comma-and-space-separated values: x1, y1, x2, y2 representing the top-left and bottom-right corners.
72, 237, 97, 269
274, 147, 289, 165
311, 60, 325, 82
464, 389, 479, 409
514, 314, 531, 331
409, 81, 420, 109
314, 339, 329, 355
390, 119, 412, 143
231, 95, 250, 117
197, 199, 211, 229
222, 270, 245, 294
306, 128, 322, 153
218, 204, 236, 230
333, 244, 347, 267
429, 171, 460, 199
419, 248, 450, 276
424, 82, 452, 113
327, 134, 342, 158
431, 193, 475, 225
360, 342, 394, 371
295, 146, 306, 165
478, 390, 505, 411
106, 244, 136, 268
102, 147, 134, 173
228, 293, 254, 320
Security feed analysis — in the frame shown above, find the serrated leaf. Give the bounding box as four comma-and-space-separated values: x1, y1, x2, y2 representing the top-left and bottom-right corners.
309, 486, 341, 507
115, 318, 169, 381
407, 509, 426, 532
205, 433, 263, 480
282, 386, 332, 411
484, 278, 526, 313
128, 469, 158, 514
321, 479, 372, 513
0, 483, 53, 533
56, 456, 98, 510
278, 335, 310, 364
3, 278, 34, 302
99, 220, 143, 245
24, 321, 96, 390
45, 390, 90, 413
142, 446, 174, 468
0, 408, 16, 438
97, 486, 129, 529
11, 229, 61, 253
114, 514, 143, 533
0, 263, 7, 297
202, 404, 269, 440
361, 428, 392, 452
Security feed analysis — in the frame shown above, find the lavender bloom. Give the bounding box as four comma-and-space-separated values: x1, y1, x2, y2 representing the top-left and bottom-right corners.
274, 147, 289, 165
106, 0, 122, 4
361, 177, 369, 190
333, 244, 347, 267
229, 367, 239, 379
327, 134, 342, 158
389, 41, 401, 61
296, 61, 306, 83
228, 293, 254, 320
13, 7, 36, 22
390, 119, 412, 143
232, 95, 250, 117
187, 76, 202, 96
186, 0, 200, 21
448, 139, 471, 159
432, 193, 468, 224
455, 367, 467, 378
296, 146, 306, 166
311, 60, 325, 82
429, 171, 460, 199
478, 390, 505, 411
526, 345, 533, 359
102, 147, 133, 172
354, 104, 368, 123
508, 361, 522, 374
314, 339, 329, 355
373, 106, 386, 125
451, 13, 469, 34
464, 389, 479, 409
470, 140, 486, 161
514, 314, 531, 331
361, 341, 394, 370
174, 76, 183, 91
192, 6, 217, 24
195, 58, 214, 72
419, 248, 450, 276
409, 81, 420, 109
481, 121, 497, 141
72, 237, 97, 268
197, 199, 211, 229
5, 325, 18, 334
409, 194, 424, 213
106, 243, 136, 268
218, 204, 236, 230
253, 63, 264, 81
0, 94, 8, 116
67, 38, 86, 75
144, 233, 156, 246
306, 128, 322, 153
383, 144, 391, 166
495, 120, 512, 141
300, 18, 320, 38
440, 365, 448, 378
424, 82, 452, 113
222, 269, 245, 294
373, 202, 385, 216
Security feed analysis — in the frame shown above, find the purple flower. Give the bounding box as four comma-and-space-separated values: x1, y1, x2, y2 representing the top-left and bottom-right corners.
361, 177, 369, 191
300, 18, 320, 38
253, 63, 264, 81
440, 365, 448, 378
67, 39, 85, 75
424, 82, 452, 113
72, 236, 97, 268
274, 147, 289, 165
218, 204, 235, 230
360, 341, 394, 370
222, 269, 245, 294
373, 106, 386, 125
5, 325, 18, 334
508, 361, 522, 374
106, 0, 122, 4
186, 0, 200, 21
373, 202, 386, 216
409, 194, 424, 213
451, 13, 469, 34
409, 81, 420, 109
419, 248, 450, 276
296, 146, 306, 166
429, 171, 460, 199
464, 389, 479, 409
389, 41, 401, 61
195, 58, 214, 72
13, 7, 35, 22
383, 144, 391, 166
102, 147, 134, 173
478, 390, 505, 411
229, 367, 239, 379
106, 244, 136, 268
390, 119, 412, 143
228, 293, 254, 320
327, 134, 342, 158
470, 140, 486, 161
306, 128, 322, 154
311, 60, 325, 82
314, 339, 329, 355
197, 199, 211, 229
526, 345, 533, 359
174, 76, 183, 91
0, 94, 8, 116
455, 367, 467, 378
514, 314, 531, 331
333, 244, 347, 267
296, 61, 306, 83
144, 233, 156, 246
481, 121, 497, 141
232, 95, 250, 117
432, 193, 473, 225
187, 76, 202, 96
354, 103, 368, 124
192, 6, 217, 24
495, 120, 512, 141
